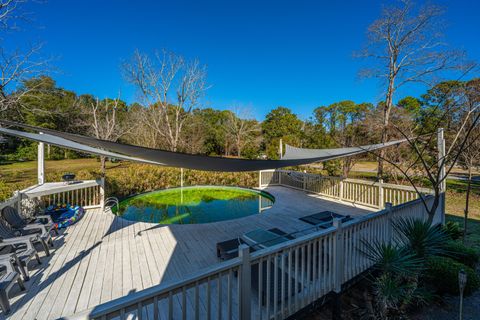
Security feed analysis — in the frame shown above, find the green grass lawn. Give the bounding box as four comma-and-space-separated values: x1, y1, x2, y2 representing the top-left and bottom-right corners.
446, 214, 480, 251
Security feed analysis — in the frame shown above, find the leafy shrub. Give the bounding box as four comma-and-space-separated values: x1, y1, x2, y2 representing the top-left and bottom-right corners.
323, 160, 342, 176
426, 256, 480, 295
442, 221, 463, 240
443, 241, 480, 268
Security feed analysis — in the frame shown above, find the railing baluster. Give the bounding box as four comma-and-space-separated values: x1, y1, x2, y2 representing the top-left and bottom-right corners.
207, 277, 211, 320
228, 269, 232, 320
217, 275, 222, 320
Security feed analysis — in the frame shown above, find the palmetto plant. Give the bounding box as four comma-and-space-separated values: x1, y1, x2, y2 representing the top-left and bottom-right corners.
360, 219, 439, 319
392, 217, 450, 258
361, 240, 424, 276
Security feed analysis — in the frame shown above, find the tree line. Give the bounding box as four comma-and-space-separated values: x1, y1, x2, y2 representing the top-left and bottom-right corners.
1, 74, 478, 175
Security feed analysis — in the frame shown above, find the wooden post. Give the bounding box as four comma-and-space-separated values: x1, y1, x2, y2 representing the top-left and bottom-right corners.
239, 244, 251, 320
332, 218, 344, 320
437, 128, 446, 225
99, 177, 105, 210
378, 179, 384, 209
38, 133, 45, 185
339, 178, 344, 201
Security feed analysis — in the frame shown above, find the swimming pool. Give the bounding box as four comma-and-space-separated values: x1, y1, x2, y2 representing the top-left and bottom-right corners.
116, 186, 275, 224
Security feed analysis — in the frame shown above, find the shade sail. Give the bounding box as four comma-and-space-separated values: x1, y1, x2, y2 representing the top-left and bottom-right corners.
0, 127, 164, 165
283, 139, 407, 160
0, 120, 406, 172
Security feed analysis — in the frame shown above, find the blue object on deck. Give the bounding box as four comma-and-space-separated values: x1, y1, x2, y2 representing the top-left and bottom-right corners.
46, 204, 85, 229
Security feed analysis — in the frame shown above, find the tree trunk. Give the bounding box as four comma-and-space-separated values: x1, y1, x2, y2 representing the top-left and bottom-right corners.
378, 76, 395, 180
463, 166, 472, 243
100, 156, 107, 177
237, 138, 241, 157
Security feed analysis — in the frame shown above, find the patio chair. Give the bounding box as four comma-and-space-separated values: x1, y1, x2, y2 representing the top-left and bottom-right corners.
0, 239, 41, 281
0, 219, 51, 257
1, 206, 57, 241
0, 258, 25, 315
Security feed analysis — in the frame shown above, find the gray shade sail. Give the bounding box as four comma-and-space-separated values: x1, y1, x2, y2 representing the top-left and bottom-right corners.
0, 120, 407, 172
0, 127, 164, 165
282, 139, 407, 160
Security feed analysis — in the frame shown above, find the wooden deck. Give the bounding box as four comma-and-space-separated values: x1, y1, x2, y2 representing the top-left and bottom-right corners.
5, 186, 372, 319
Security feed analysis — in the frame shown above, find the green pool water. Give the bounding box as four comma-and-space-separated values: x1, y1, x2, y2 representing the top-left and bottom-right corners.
116, 186, 275, 224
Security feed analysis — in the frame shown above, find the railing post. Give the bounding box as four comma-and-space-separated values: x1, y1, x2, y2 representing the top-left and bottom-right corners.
258, 170, 262, 188
339, 178, 344, 201
378, 179, 384, 209
99, 177, 105, 210
239, 244, 251, 320
332, 218, 344, 320
278, 170, 282, 185
385, 202, 393, 243
303, 171, 307, 190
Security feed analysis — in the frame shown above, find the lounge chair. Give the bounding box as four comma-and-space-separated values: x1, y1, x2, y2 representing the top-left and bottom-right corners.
0, 258, 25, 315
216, 228, 294, 260
0, 219, 51, 257
2, 206, 57, 242
299, 211, 352, 228
242, 228, 295, 250
216, 238, 251, 260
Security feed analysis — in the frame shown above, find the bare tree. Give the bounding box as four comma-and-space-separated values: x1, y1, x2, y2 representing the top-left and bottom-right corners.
225, 108, 260, 157
366, 81, 480, 224
123, 49, 207, 152
0, 0, 47, 113
357, 0, 466, 178
457, 79, 480, 241
83, 96, 130, 176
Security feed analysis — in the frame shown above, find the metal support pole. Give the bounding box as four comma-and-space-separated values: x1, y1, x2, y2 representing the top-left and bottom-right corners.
38, 132, 45, 185
279, 138, 283, 159
239, 244, 251, 320
99, 177, 105, 210
438, 128, 446, 224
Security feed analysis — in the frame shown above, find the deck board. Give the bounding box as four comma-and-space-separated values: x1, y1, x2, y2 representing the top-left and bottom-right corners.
4, 186, 372, 319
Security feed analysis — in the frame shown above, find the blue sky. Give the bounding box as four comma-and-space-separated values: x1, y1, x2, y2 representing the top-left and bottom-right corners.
12, 0, 480, 120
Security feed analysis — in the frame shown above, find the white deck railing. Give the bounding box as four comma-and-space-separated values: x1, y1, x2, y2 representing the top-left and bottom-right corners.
0, 179, 105, 215
65, 195, 432, 320
259, 170, 433, 209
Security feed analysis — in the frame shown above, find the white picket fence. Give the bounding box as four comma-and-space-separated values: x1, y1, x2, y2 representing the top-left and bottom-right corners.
259, 170, 433, 209
66, 195, 433, 320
